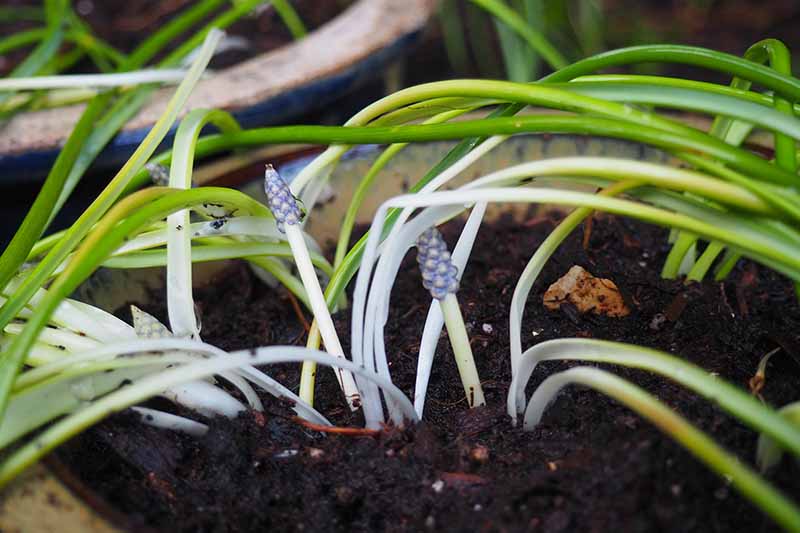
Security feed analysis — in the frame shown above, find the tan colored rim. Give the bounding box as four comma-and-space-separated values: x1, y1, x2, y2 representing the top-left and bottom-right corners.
0, 0, 436, 156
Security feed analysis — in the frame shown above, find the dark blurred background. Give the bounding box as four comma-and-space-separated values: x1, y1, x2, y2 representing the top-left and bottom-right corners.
418, 0, 800, 84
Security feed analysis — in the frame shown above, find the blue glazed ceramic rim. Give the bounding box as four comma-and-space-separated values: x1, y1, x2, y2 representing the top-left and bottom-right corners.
0, 29, 422, 182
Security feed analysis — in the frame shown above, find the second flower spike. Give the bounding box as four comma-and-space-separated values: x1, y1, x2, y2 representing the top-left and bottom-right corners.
415, 227, 485, 408
416, 228, 460, 300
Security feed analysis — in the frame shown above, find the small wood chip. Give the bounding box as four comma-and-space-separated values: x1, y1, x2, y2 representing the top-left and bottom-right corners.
665, 291, 690, 322
543, 265, 630, 317
307, 447, 325, 459
252, 410, 267, 427
146, 472, 176, 501
290, 416, 381, 437
441, 472, 489, 487
469, 445, 490, 463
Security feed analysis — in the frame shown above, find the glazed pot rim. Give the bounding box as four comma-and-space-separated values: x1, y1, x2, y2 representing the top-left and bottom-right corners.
0, 0, 436, 179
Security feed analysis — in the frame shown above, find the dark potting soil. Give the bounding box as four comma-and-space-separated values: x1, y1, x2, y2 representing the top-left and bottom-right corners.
0, 0, 347, 76
57, 214, 800, 533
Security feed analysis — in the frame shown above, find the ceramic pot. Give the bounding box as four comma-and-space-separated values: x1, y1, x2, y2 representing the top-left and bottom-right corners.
0, 0, 436, 179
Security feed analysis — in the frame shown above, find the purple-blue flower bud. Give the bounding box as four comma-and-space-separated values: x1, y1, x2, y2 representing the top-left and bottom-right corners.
264, 164, 303, 233
416, 228, 459, 300
146, 162, 170, 186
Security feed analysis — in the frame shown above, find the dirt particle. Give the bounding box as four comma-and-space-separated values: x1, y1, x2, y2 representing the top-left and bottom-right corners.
307, 447, 324, 459
469, 445, 490, 463
252, 410, 267, 427
649, 313, 667, 330
274, 449, 298, 459
440, 472, 488, 487
335, 486, 356, 506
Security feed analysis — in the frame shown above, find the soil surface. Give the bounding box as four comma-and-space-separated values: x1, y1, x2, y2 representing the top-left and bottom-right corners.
0, 0, 347, 75
58, 215, 800, 532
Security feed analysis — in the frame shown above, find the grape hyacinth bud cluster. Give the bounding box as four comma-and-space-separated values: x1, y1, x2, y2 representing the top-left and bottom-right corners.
130, 305, 172, 339
264, 164, 303, 233
146, 162, 170, 186
416, 228, 460, 300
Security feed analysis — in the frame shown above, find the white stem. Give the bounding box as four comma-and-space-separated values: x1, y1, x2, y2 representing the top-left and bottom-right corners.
506, 337, 800, 457
2, 362, 168, 448
508, 206, 590, 413
116, 216, 291, 255
21, 344, 414, 457
523, 366, 599, 429
0, 346, 415, 483
161, 380, 245, 418
15, 349, 193, 392
130, 406, 208, 437
66, 299, 137, 341
186, 345, 417, 424
285, 225, 361, 410
414, 305, 442, 416
3, 323, 101, 353
14, 337, 330, 426
218, 371, 263, 411
679, 241, 698, 275
440, 294, 485, 408
166, 133, 199, 339
2, 279, 135, 344
234, 365, 331, 426
0, 69, 188, 91
0, 336, 66, 367
292, 148, 344, 199
166, 210, 198, 338
298, 166, 334, 219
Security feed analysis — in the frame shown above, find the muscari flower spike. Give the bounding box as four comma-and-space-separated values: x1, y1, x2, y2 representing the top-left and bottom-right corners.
146, 162, 170, 187
416, 228, 459, 300
131, 305, 172, 339
264, 164, 303, 233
